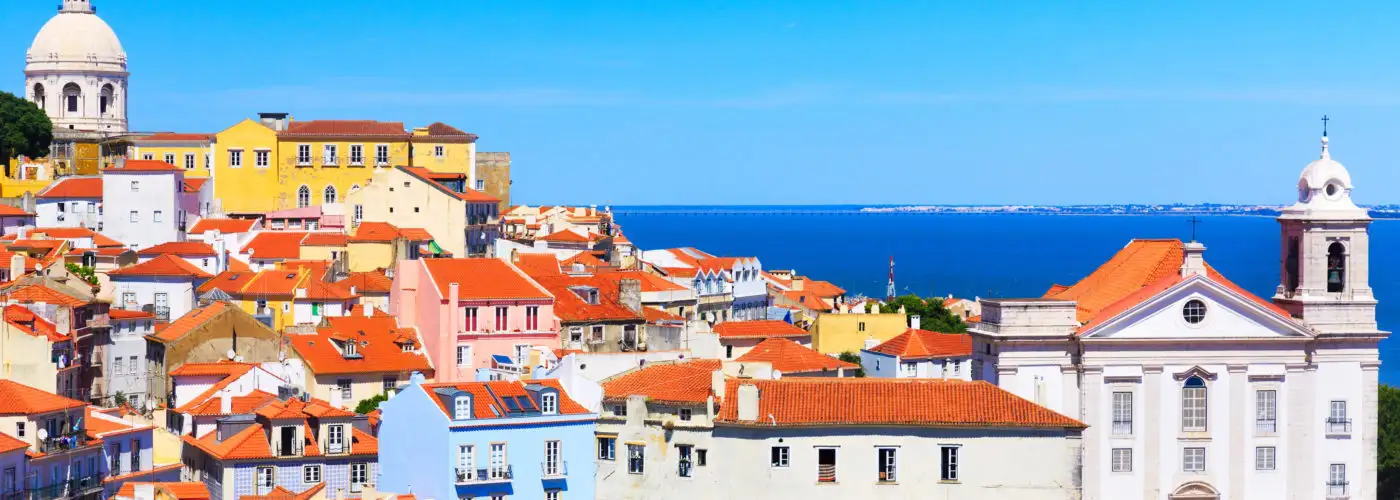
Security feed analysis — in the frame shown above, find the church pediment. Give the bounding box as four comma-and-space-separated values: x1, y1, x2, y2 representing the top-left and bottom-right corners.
1081, 276, 1313, 340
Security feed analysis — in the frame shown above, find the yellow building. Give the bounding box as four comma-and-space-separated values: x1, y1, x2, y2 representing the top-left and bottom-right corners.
129, 133, 215, 178
211, 117, 282, 214
409, 122, 478, 178
809, 311, 910, 355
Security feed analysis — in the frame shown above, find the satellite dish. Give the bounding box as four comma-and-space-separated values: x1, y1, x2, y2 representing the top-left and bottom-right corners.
144, 399, 155, 411
226, 349, 236, 360
234, 355, 244, 363
37, 428, 47, 440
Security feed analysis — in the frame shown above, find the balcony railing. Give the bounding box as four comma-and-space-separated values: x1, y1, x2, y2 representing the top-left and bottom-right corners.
1111, 420, 1132, 435
678, 459, 692, 478
39, 430, 92, 454
541, 461, 566, 479
275, 442, 304, 458
455, 466, 511, 484
1327, 480, 1349, 498
1256, 419, 1277, 433
27, 475, 102, 500
154, 306, 170, 322
86, 314, 109, 329
817, 464, 836, 483
327, 441, 345, 455
1326, 418, 1352, 435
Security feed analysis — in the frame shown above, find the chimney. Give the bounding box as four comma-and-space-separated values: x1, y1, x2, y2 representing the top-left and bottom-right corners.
258, 112, 290, 132
910, 314, 921, 330
448, 282, 461, 333
219, 392, 232, 414
361, 302, 372, 316
863, 338, 880, 349
134, 484, 154, 500
1181, 241, 1207, 278
213, 235, 227, 273
55, 308, 70, 336
618, 279, 641, 313
736, 384, 759, 421
626, 395, 647, 426
710, 370, 724, 402
9, 254, 23, 280
791, 277, 804, 291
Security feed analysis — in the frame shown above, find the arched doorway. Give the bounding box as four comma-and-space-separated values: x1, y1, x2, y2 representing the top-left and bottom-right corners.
1170, 481, 1220, 500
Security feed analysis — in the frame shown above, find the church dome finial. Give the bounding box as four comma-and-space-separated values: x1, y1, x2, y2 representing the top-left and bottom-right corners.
1320, 135, 1330, 159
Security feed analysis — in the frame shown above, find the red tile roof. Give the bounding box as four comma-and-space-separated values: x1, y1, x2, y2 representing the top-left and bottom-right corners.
540, 230, 590, 243
134, 133, 215, 142
114, 482, 211, 500
287, 317, 432, 376
737, 338, 857, 374
512, 253, 562, 278
0, 379, 85, 415
0, 205, 32, 217
716, 378, 1085, 429
594, 270, 688, 292
421, 380, 590, 419
802, 279, 846, 298
183, 178, 208, 193
178, 390, 277, 417
420, 258, 551, 300
866, 329, 974, 360
243, 232, 307, 260
422, 122, 479, 142
280, 120, 408, 138
198, 271, 258, 295
642, 307, 685, 323
0, 432, 27, 454
3, 305, 66, 342
561, 252, 607, 269
6, 227, 123, 248
84, 406, 149, 437
530, 275, 640, 323
107, 254, 213, 279
169, 360, 257, 377
713, 320, 809, 340
108, 308, 154, 320
148, 302, 231, 343
138, 241, 217, 257
399, 167, 499, 203
298, 279, 356, 301
300, 232, 348, 246
36, 177, 102, 199
183, 418, 375, 460
350, 222, 399, 243
242, 269, 306, 297
398, 228, 434, 241
333, 270, 392, 294
782, 289, 833, 312
238, 483, 321, 500
601, 359, 721, 405
103, 159, 183, 172
189, 218, 257, 234
0, 284, 88, 307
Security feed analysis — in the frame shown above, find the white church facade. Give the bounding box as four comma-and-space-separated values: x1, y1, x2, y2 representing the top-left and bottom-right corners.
970, 135, 1384, 500
25, 0, 128, 134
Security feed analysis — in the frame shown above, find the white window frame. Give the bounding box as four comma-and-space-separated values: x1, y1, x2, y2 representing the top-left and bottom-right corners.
375, 144, 390, 166
1111, 448, 1132, 472
541, 393, 557, 415
1112, 391, 1133, 436
130, 180, 139, 192
1182, 447, 1206, 472
349, 144, 364, 166
1182, 377, 1207, 432
627, 443, 644, 474
256, 466, 274, 488
1255, 446, 1275, 471
303, 464, 321, 483
489, 443, 507, 479
1256, 389, 1278, 434
458, 445, 475, 480
770, 446, 789, 467
184, 153, 195, 170
228, 149, 242, 168
297, 144, 312, 165
457, 344, 472, 368
454, 396, 471, 419
323, 144, 338, 165
255, 149, 270, 168
877, 447, 897, 483
350, 462, 367, 486
940, 445, 959, 482
153, 210, 163, 223
597, 436, 615, 461
163, 153, 175, 165
434, 145, 445, 158
129, 210, 138, 223
142, 153, 154, 161
679, 408, 692, 421
544, 440, 561, 476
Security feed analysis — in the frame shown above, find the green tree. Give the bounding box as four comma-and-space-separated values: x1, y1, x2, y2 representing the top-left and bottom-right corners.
65, 263, 99, 286
355, 393, 388, 415
0, 91, 52, 178
112, 391, 127, 408
837, 351, 865, 377
878, 294, 967, 333
1380, 385, 1400, 498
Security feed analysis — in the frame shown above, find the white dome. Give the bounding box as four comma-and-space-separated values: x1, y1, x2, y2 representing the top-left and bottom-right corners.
25, 2, 126, 73
1298, 137, 1352, 191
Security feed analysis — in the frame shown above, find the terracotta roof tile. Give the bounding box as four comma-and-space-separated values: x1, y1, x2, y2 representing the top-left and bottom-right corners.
716, 378, 1085, 428
782, 289, 832, 311
243, 232, 307, 260
332, 270, 392, 294
424, 122, 478, 141
37, 177, 102, 199
134, 133, 215, 142
102, 160, 183, 172
198, 271, 257, 295
421, 258, 551, 300
866, 329, 973, 360
420, 380, 589, 419
287, 318, 432, 376
242, 269, 306, 297
399, 167, 499, 203
298, 279, 356, 301
0, 205, 32, 217
601, 359, 721, 405
107, 254, 213, 279
398, 228, 434, 241
512, 253, 562, 278
0, 432, 27, 454
183, 178, 208, 193
541, 230, 590, 243
3, 304, 66, 342
802, 279, 846, 298
713, 320, 809, 340
350, 222, 399, 243
642, 307, 684, 323
108, 308, 154, 320
148, 302, 231, 343
0, 379, 85, 415
189, 218, 257, 235
530, 275, 640, 323
737, 338, 857, 374
279, 120, 408, 138
0, 284, 88, 307
594, 270, 689, 292
114, 482, 211, 500
137, 241, 217, 257
299, 232, 347, 247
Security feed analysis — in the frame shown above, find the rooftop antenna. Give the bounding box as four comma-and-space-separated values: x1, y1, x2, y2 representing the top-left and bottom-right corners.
886, 256, 896, 302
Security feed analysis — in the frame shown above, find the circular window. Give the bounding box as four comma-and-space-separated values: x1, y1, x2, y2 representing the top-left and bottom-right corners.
1325, 183, 1339, 197
1183, 299, 1207, 324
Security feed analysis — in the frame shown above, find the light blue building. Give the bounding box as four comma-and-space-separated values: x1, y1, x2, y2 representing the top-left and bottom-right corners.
378, 373, 597, 500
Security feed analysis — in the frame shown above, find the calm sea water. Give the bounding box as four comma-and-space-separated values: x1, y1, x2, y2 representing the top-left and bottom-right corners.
613, 208, 1400, 385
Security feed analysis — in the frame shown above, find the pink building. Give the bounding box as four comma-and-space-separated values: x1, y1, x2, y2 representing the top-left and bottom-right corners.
391, 258, 559, 382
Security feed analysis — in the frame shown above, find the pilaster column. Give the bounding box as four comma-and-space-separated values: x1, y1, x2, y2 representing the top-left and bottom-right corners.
1361, 361, 1381, 499
1143, 365, 1162, 500
1285, 363, 1313, 500
1228, 364, 1247, 500
1081, 366, 1102, 499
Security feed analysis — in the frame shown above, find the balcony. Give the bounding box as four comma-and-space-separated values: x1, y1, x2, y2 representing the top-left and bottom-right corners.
154, 306, 170, 322
541, 461, 567, 479
327, 441, 345, 455
678, 459, 692, 478
1111, 420, 1132, 436
86, 313, 109, 329
1256, 419, 1277, 434
455, 466, 512, 484
27, 474, 102, 500
1326, 418, 1352, 436
817, 464, 836, 483
323, 156, 341, 167
1327, 480, 1349, 499
39, 430, 93, 454
275, 442, 304, 458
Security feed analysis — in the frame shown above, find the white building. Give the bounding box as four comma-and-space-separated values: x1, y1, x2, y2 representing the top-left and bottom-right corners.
25, 0, 128, 134
35, 177, 103, 229
969, 136, 1386, 500
106, 254, 211, 322
104, 309, 156, 408
137, 240, 225, 275
101, 160, 187, 249
640, 248, 768, 322
860, 328, 975, 379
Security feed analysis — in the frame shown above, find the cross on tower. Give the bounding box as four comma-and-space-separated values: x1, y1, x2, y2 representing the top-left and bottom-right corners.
1322, 114, 1330, 137
1189, 216, 1202, 243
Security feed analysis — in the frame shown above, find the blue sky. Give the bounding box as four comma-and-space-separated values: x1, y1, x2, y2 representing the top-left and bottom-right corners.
6, 1, 1400, 205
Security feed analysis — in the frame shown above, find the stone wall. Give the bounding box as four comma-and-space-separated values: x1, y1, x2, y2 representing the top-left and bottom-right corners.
475, 151, 511, 211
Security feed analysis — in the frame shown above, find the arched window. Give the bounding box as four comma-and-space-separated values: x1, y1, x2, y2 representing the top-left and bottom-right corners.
323, 185, 338, 204
62, 83, 81, 114
1327, 242, 1346, 293
296, 185, 311, 208
99, 84, 114, 115
1285, 237, 1300, 293
453, 395, 472, 420
1182, 376, 1207, 432
32, 83, 45, 110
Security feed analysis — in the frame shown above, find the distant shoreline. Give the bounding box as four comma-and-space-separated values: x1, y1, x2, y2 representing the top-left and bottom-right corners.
609, 205, 1400, 219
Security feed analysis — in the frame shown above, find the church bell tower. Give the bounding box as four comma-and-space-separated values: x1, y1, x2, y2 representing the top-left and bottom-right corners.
1273, 132, 1380, 335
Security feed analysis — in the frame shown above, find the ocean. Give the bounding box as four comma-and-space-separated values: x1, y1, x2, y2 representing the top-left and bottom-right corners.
612, 207, 1400, 385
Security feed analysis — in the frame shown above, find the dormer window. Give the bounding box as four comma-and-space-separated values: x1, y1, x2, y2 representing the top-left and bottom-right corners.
541, 393, 558, 415
454, 395, 472, 420
570, 286, 600, 305
401, 343, 414, 352
341, 340, 357, 358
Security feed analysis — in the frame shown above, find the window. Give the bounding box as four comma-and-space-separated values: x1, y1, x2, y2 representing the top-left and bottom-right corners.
457, 445, 475, 480
725, 345, 733, 359
771, 446, 789, 467
546, 491, 559, 500
434, 145, 445, 158
495, 306, 508, 331
143, 153, 155, 161
353, 204, 363, 222
256, 466, 274, 488
597, 437, 616, 460
15, 423, 23, 439
337, 379, 351, 400
228, 149, 242, 168
100, 85, 113, 114
877, 447, 897, 483
297, 185, 311, 208
64, 83, 79, 113
678, 444, 693, 478
457, 344, 472, 367
679, 408, 692, 421
1182, 376, 1207, 432
940, 446, 959, 482
255, 150, 269, 168
697, 449, 707, 467
1112, 391, 1132, 435
128, 356, 137, 374
858, 321, 866, 332
460, 307, 479, 331
130, 180, 139, 192
1256, 390, 1277, 433
817, 448, 837, 483
375, 145, 390, 165
323, 145, 338, 165
153, 210, 163, 223
541, 393, 557, 415
382, 376, 397, 394
327, 424, 344, 453
1111, 448, 1132, 472
129, 210, 138, 223
296, 144, 312, 165
323, 185, 337, 204
1183, 447, 1206, 472
488, 443, 507, 479
1327, 242, 1346, 293
164, 153, 175, 165
303, 465, 321, 483
476, 179, 485, 191
544, 440, 561, 476
1329, 400, 1351, 433
184, 153, 195, 170
1329, 463, 1349, 497
454, 396, 471, 419
1183, 299, 1207, 324
627, 444, 644, 474
525, 306, 539, 331
1253, 446, 1276, 471
350, 144, 364, 165
350, 462, 367, 486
